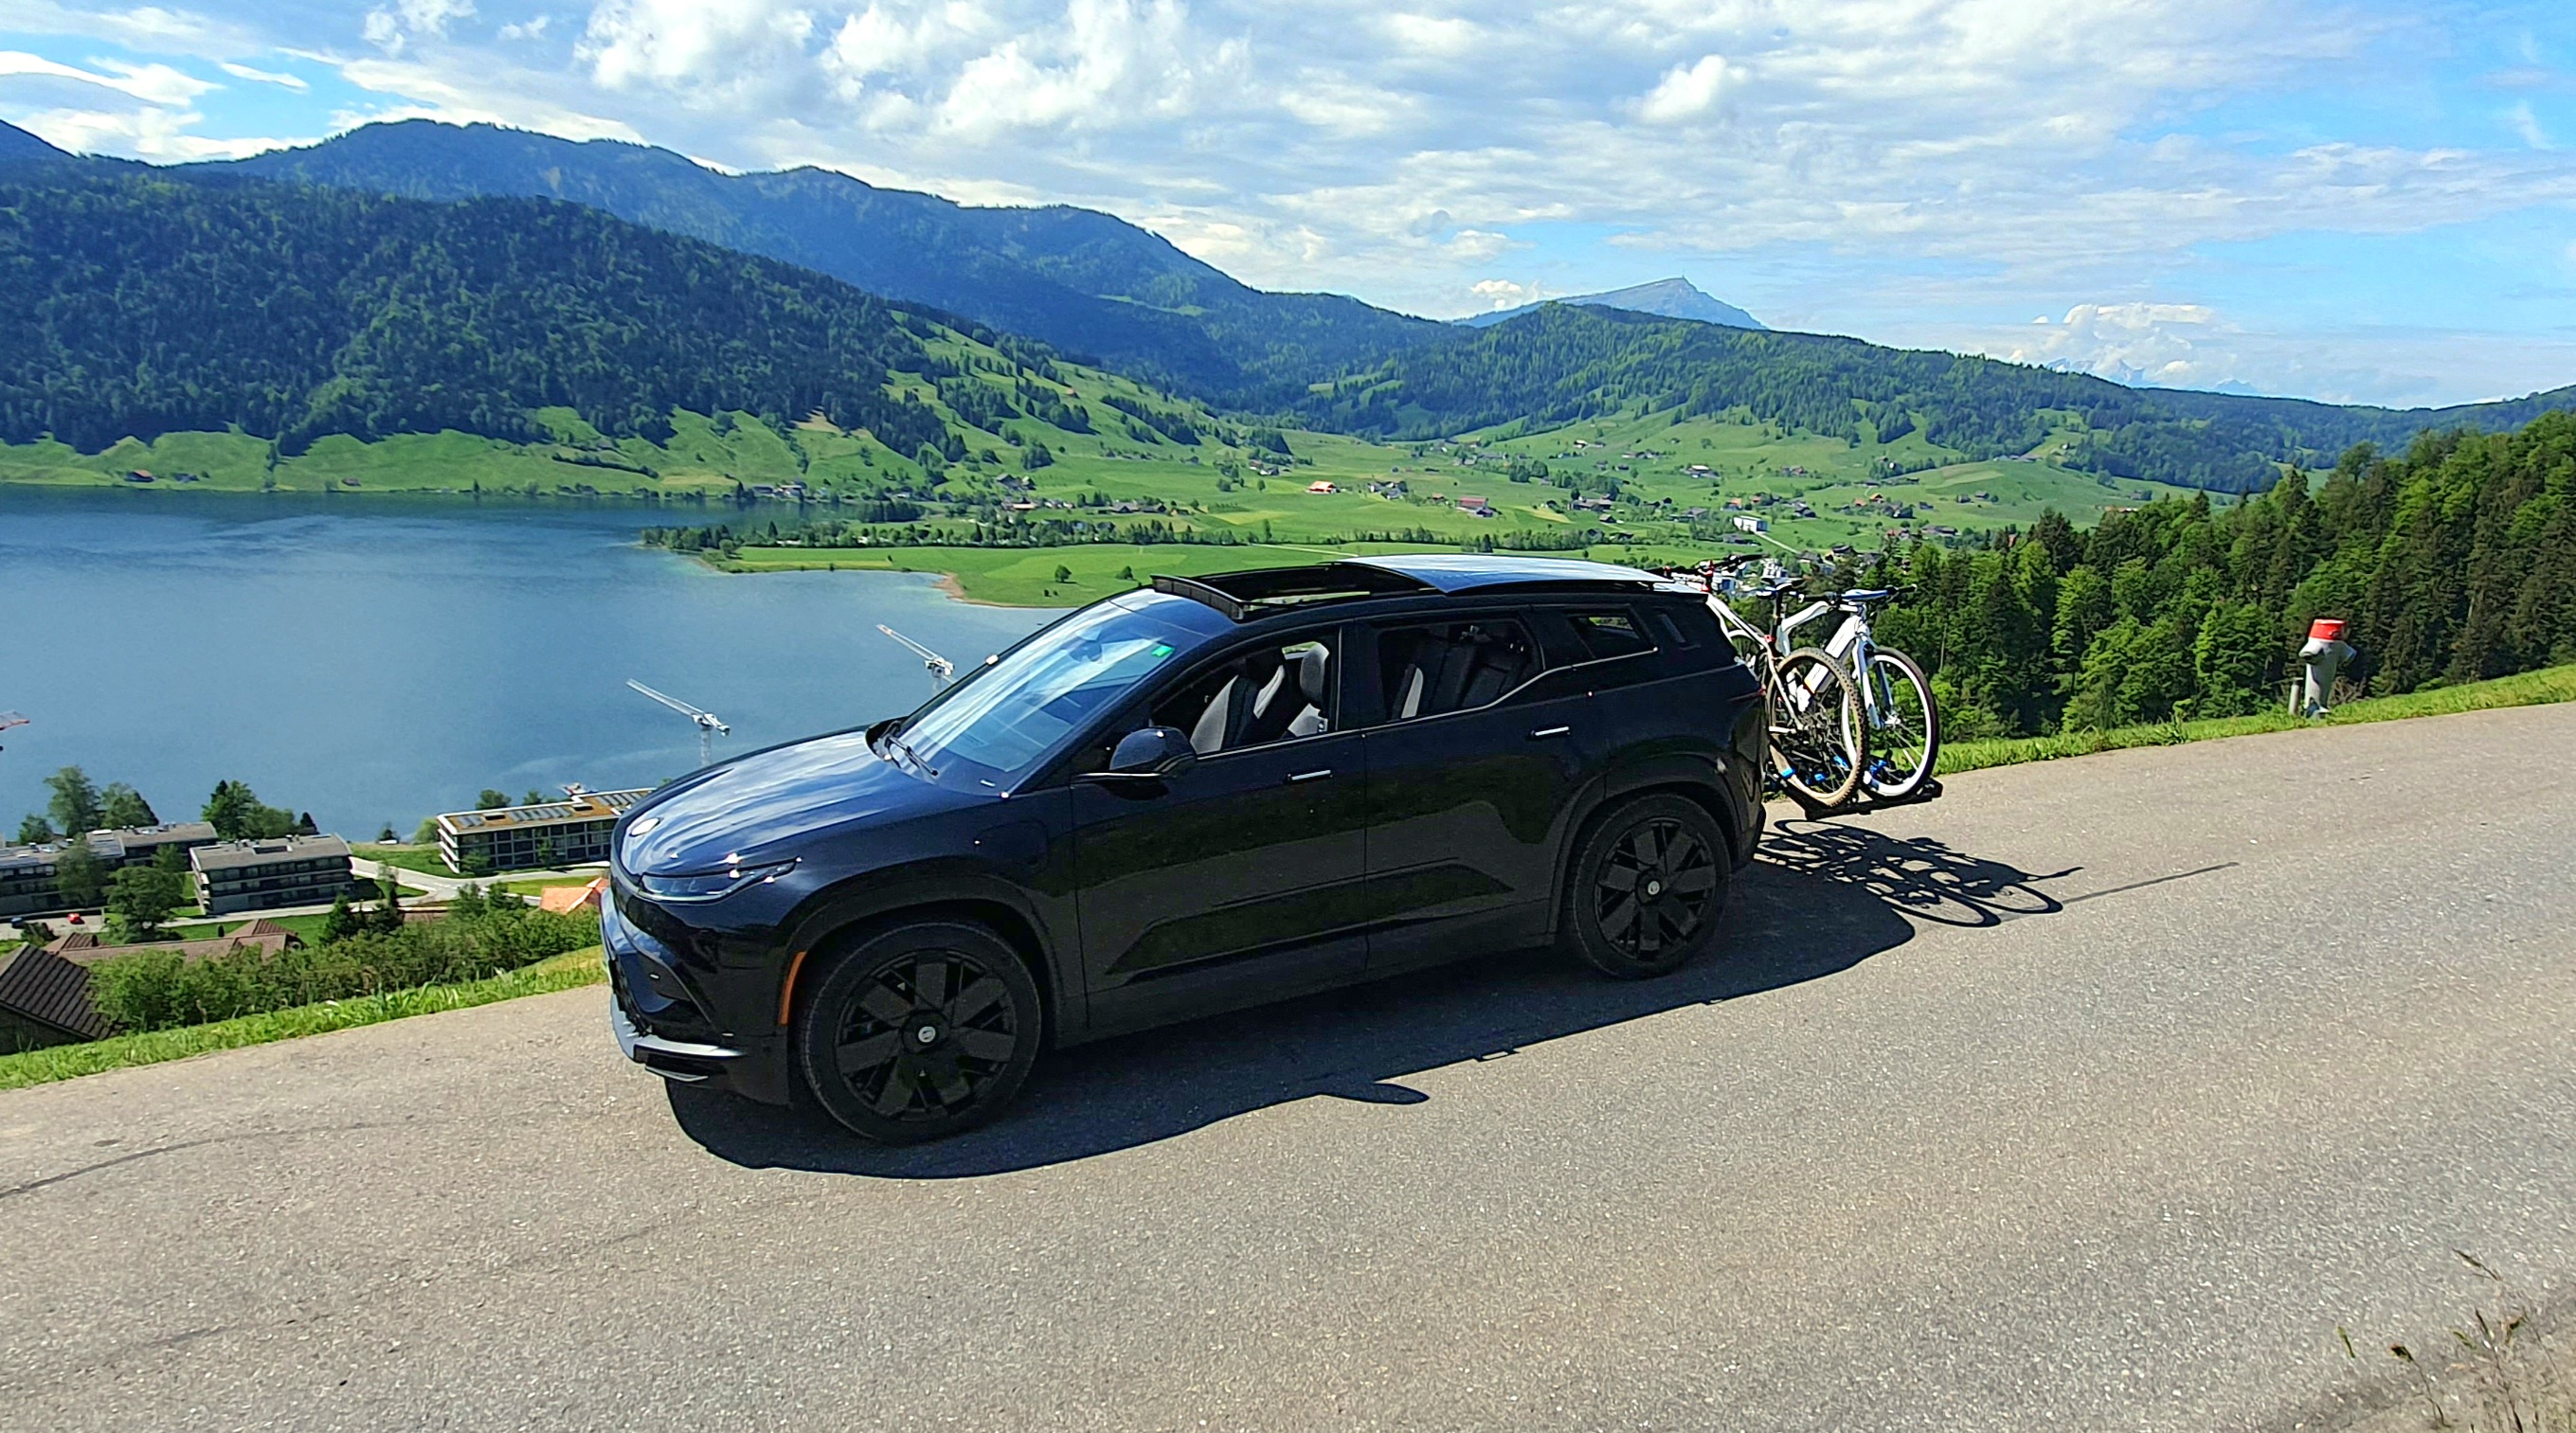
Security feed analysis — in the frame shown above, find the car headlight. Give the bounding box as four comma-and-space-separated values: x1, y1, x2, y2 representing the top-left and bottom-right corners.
635, 858, 798, 903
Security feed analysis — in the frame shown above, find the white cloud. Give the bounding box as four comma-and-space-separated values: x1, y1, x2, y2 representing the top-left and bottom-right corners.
2008, 302, 2228, 387
581, 0, 816, 94
364, 0, 477, 53
2508, 100, 2552, 150
9, 102, 288, 159
825, 3, 991, 88
1275, 77, 1414, 137
1635, 53, 1731, 124
1470, 277, 1555, 311
217, 60, 306, 89
935, 0, 1215, 137
0, 50, 214, 106
10, 0, 2573, 403
1379, 13, 1478, 59
1, 2, 261, 56
333, 58, 645, 140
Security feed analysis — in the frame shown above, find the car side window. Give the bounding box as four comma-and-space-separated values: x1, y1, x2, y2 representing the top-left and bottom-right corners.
1371, 618, 1541, 725
1567, 608, 1657, 660
1145, 632, 1339, 756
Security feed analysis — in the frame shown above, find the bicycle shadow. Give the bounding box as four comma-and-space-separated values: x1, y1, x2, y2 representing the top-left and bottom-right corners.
668, 819, 2075, 1178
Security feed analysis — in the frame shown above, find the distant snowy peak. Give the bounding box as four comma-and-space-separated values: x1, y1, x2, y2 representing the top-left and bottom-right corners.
1463, 277, 1765, 331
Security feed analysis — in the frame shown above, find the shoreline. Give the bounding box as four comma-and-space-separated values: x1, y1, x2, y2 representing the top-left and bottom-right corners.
931, 572, 1025, 608
0, 476, 830, 513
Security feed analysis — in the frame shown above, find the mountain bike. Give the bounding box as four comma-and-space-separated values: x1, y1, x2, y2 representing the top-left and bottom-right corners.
1809, 583, 1940, 802
1699, 559, 1867, 809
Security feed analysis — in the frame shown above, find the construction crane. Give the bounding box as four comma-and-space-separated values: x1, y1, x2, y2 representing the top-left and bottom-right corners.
0, 711, 24, 754
626, 680, 730, 766
876, 625, 957, 692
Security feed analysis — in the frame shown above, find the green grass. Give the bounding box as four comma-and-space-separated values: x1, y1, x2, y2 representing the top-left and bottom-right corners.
1, 316, 2178, 579
0, 946, 605, 1091
352, 843, 456, 878
1938, 663, 2576, 777
495, 874, 604, 899
719, 540, 1367, 604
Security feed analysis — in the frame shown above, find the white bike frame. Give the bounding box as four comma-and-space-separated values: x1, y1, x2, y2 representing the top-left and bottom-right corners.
1814, 609, 1889, 726
1708, 570, 1893, 728
1705, 579, 1844, 710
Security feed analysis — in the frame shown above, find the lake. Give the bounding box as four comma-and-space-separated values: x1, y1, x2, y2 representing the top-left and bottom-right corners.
0, 489, 1062, 839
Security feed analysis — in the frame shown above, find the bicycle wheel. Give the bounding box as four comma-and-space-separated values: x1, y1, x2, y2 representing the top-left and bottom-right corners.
1770, 647, 1865, 809
1860, 648, 1940, 801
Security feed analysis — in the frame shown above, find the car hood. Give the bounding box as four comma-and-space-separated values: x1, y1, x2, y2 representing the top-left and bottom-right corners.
618, 729, 963, 875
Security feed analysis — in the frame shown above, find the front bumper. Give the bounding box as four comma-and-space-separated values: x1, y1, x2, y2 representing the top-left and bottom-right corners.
607, 986, 744, 1084
602, 894, 791, 1101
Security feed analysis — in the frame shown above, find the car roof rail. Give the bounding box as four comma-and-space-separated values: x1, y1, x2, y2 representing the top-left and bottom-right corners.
1148, 556, 1663, 622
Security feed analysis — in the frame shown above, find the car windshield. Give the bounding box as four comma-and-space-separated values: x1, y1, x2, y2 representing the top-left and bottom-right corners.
893, 605, 1186, 785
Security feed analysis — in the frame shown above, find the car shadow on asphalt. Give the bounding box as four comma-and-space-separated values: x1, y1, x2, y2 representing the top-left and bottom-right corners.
666, 817, 2075, 1178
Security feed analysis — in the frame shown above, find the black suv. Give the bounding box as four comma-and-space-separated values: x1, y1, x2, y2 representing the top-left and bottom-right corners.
606, 554, 1767, 1141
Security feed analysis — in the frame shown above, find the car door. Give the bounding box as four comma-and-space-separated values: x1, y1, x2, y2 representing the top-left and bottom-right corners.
1070, 622, 1368, 1033
1356, 610, 1595, 970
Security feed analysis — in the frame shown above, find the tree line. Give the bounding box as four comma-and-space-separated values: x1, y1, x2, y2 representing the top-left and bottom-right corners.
1297, 305, 2575, 494
1864, 414, 2576, 738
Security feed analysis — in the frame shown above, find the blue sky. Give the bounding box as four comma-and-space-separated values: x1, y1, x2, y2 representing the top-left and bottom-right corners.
5, 0, 2573, 406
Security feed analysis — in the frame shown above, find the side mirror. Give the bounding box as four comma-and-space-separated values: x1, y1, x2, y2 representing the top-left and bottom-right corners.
1093, 725, 1198, 781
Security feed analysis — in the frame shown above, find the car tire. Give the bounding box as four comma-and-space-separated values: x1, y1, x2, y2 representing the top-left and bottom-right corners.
793, 919, 1043, 1144
1560, 794, 1732, 979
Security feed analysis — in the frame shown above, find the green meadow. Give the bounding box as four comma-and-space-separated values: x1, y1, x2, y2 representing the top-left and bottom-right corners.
2, 316, 2219, 606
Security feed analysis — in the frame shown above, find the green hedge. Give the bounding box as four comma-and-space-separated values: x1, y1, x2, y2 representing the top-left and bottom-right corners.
88, 906, 602, 1032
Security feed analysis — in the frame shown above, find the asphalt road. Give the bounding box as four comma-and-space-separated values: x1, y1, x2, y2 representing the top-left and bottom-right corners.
3, 706, 2572, 1432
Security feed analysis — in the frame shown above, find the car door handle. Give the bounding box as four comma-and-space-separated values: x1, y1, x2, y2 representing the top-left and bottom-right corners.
1287, 768, 1334, 783
1528, 725, 1573, 740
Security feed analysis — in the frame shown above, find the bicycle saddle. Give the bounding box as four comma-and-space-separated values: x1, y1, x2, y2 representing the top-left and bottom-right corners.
1837, 587, 1894, 604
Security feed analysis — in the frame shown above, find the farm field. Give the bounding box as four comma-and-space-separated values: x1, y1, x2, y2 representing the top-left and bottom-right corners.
2, 316, 2225, 580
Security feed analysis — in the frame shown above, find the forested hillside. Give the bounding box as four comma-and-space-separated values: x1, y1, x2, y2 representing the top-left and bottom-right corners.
1868, 413, 2576, 737
0, 172, 957, 456
204, 120, 1441, 406
8, 123, 2568, 507
1303, 305, 2576, 493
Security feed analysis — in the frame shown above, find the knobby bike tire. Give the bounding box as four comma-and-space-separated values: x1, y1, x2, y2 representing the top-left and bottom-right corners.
1860, 647, 1940, 801
1770, 646, 1866, 809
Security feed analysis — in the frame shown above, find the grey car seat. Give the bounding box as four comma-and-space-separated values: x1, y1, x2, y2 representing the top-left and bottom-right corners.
1187, 649, 1286, 754
1392, 626, 1530, 720
1239, 643, 1330, 746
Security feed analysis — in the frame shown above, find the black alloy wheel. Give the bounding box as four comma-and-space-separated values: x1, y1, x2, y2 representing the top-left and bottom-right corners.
794, 919, 1042, 1143
1562, 794, 1731, 979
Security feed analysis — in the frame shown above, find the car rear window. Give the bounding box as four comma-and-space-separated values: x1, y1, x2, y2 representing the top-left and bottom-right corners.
1648, 600, 1720, 648
1374, 618, 1541, 722
1568, 608, 1656, 660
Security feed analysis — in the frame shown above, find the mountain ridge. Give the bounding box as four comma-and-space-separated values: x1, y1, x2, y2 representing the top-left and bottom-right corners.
1302, 303, 2576, 492
191, 120, 1441, 408
0, 119, 72, 162
1464, 277, 1765, 331
7, 126, 2569, 497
